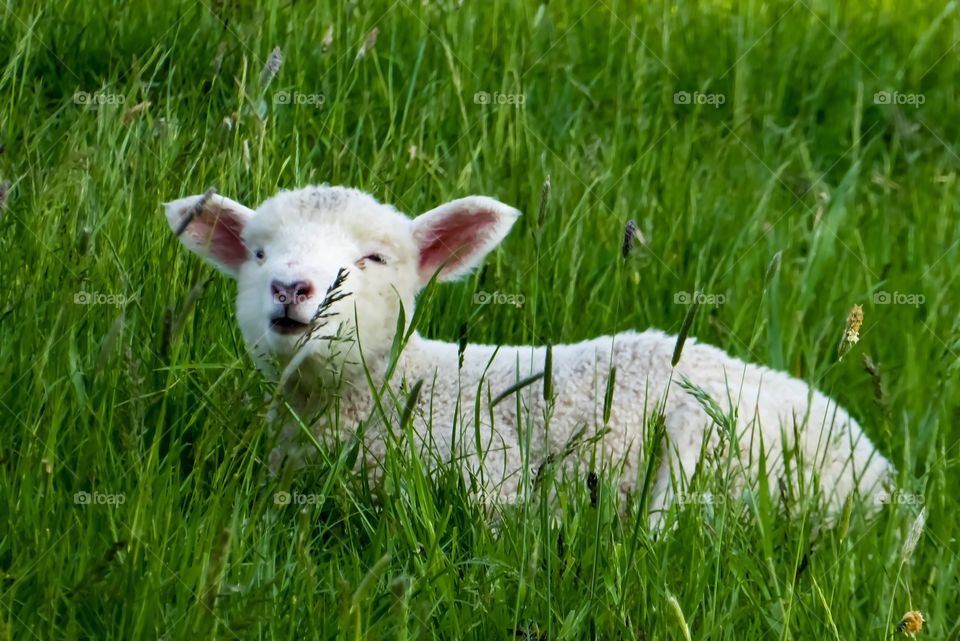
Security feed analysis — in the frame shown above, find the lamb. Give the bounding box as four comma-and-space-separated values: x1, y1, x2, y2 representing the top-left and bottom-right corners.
163, 185, 894, 522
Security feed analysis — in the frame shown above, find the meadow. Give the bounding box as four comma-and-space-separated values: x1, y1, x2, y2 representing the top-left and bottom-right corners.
1, 0, 958, 638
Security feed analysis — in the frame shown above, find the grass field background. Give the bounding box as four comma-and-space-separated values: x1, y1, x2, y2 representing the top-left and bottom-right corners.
2, 0, 959, 638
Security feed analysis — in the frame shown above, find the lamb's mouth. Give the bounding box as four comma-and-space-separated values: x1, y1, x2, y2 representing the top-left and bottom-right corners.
270, 315, 310, 335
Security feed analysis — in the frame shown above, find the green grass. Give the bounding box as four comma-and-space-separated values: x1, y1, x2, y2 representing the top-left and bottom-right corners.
2, 0, 959, 638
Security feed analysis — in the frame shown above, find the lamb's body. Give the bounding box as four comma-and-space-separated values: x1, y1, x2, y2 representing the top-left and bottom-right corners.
164, 184, 893, 521
272, 329, 892, 517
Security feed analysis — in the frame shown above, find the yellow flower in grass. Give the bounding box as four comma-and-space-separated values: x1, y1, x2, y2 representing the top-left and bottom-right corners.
895, 610, 925, 637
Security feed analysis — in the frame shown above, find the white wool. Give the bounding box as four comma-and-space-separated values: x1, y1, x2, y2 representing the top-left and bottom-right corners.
165, 185, 894, 521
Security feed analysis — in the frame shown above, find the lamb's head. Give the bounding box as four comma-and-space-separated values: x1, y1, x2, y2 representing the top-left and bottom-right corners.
164, 185, 519, 382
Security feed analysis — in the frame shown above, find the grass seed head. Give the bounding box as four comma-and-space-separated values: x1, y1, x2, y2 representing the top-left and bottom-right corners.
901, 506, 927, 562
201, 527, 232, 612
538, 175, 551, 229
457, 322, 467, 369
542, 344, 553, 401
222, 112, 238, 133
666, 592, 693, 641
210, 41, 226, 76
622, 219, 638, 258
764, 250, 782, 287
356, 28, 380, 61
672, 291, 702, 367
837, 303, 864, 361
260, 46, 283, 88
862, 353, 891, 419
174, 186, 217, 236
321, 25, 334, 52
122, 100, 151, 124
76, 226, 91, 256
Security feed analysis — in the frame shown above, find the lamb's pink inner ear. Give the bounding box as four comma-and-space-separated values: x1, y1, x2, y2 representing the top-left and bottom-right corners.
417, 209, 497, 276
186, 208, 248, 269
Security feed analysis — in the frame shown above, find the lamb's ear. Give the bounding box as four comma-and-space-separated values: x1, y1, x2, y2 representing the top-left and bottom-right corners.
411, 196, 520, 285
163, 194, 256, 277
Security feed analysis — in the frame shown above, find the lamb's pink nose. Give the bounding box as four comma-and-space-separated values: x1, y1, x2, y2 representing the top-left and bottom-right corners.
271, 279, 314, 306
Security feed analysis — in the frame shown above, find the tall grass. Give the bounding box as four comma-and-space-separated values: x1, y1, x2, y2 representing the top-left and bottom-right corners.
1, 0, 957, 638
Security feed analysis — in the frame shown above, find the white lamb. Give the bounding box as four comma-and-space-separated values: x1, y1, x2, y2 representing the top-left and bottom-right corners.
164, 185, 893, 521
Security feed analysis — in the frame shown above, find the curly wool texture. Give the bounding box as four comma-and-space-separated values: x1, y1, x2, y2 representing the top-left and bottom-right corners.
273, 329, 893, 521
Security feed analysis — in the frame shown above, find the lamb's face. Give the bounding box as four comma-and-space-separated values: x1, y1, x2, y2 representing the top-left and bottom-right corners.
234, 188, 420, 372
164, 185, 519, 381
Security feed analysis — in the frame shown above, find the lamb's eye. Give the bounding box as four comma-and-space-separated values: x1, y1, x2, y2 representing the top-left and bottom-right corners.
254, 249, 266, 261
360, 253, 387, 265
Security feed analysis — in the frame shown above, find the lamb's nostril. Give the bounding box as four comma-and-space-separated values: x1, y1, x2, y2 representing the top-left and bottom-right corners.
270, 280, 289, 304
292, 280, 314, 303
